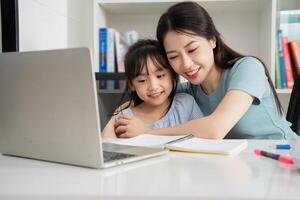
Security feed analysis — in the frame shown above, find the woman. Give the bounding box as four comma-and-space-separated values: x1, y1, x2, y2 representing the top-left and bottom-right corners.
115, 1, 297, 139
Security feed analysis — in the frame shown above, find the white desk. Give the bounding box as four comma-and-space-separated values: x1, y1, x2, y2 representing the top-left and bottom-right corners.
0, 140, 300, 200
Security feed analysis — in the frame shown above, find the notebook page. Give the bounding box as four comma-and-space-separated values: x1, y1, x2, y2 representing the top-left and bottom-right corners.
165, 138, 248, 155
103, 134, 188, 147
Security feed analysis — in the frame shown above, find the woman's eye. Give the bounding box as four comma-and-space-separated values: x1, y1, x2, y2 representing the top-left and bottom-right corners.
188, 47, 198, 53
168, 55, 178, 60
137, 79, 146, 83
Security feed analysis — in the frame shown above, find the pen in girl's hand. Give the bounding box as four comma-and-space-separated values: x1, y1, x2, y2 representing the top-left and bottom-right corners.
165, 134, 193, 145
254, 149, 294, 165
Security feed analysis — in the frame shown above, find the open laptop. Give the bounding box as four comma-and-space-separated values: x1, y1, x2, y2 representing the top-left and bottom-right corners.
0, 47, 168, 168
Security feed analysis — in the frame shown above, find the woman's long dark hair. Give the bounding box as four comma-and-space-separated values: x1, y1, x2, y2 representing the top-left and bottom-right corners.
115, 39, 178, 115
156, 1, 283, 115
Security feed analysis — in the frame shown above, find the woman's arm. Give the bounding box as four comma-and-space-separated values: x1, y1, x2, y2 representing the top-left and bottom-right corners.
115, 90, 254, 139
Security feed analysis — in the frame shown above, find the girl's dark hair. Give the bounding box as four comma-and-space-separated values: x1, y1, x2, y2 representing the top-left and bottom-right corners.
156, 1, 283, 115
116, 39, 178, 114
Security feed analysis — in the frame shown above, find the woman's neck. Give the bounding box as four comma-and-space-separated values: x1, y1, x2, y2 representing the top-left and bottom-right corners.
200, 65, 223, 95
131, 98, 171, 124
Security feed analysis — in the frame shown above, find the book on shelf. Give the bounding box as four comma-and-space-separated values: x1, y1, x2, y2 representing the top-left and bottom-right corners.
98, 29, 116, 90
99, 28, 107, 73
114, 31, 129, 73
289, 40, 300, 76
282, 36, 294, 89
99, 27, 116, 73
99, 28, 138, 73
98, 28, 138, 90
114, 30, 130, 91
275, 46, 281, 89
104, 134, 248, 156
276, 30, 287, 89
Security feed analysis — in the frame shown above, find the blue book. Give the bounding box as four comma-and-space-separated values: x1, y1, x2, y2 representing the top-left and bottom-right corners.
106, 28, 116, 73
277, 29, 287, 88
99, 28, 107, 72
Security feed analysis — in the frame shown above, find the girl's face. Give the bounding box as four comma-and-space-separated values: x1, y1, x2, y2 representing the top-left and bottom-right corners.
163, 30, 216, 85
131, 57, 173, 107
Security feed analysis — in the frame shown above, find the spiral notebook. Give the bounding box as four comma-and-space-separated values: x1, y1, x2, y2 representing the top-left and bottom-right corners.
104, 134, 248, 155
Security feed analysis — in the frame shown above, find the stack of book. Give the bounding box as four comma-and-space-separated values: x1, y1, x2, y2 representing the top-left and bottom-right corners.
275, 10, 300, 89
98, 27, 139, 90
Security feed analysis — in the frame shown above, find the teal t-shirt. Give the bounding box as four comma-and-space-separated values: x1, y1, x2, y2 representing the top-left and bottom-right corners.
178, 56, 297, 139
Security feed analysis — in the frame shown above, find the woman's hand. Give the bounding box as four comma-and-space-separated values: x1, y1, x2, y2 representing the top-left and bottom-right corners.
114, 115, 151, 138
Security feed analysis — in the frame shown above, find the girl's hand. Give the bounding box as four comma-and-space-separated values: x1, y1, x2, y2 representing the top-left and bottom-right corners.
114, 115, 151, 138
101, 116, 118, 139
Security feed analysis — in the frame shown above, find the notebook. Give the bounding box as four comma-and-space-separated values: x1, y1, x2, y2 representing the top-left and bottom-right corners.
103, 134, 191, 148
165, 138, 248, 155
105, 134, 248, 155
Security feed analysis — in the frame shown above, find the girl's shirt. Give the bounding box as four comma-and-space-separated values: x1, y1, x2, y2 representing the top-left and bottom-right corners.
178, 56, 297, 139
120, 93, 203, 129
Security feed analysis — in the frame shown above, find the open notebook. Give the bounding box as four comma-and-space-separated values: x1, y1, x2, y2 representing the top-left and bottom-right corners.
104, 134, 248, 156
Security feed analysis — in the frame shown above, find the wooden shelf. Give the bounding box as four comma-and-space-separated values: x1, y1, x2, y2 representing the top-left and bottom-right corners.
95, 72, 126, 80
98, 89, 125, 94
97, 0, 264, 14
276, 88, 292, 94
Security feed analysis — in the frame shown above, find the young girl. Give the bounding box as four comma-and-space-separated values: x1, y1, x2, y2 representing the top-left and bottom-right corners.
102, 39, 203, 138
114, 2, 297, 139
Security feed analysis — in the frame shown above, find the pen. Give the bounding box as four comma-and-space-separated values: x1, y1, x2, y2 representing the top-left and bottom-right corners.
276, 144, 291, 150
254, 149, 294, 165
165, 134, 193, 144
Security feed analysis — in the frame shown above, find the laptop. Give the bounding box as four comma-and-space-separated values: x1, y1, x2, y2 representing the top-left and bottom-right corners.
0, 47, 168, 168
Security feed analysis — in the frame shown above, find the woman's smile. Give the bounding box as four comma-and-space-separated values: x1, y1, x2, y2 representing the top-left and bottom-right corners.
185, 66, 201, 78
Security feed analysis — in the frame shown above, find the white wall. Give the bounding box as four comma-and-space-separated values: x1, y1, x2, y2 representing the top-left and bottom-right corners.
18, 0, 93, 51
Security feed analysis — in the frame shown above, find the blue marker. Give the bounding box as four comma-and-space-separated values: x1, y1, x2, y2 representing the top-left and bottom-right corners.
276, 144, 291, 150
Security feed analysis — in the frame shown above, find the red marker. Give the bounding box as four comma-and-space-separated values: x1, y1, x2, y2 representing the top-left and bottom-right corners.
254, 149, 294, 165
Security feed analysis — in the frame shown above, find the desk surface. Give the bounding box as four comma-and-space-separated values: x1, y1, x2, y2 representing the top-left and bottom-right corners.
0, 140, 300, 200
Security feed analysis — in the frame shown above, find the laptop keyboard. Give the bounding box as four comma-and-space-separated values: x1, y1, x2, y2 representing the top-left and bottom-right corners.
103, 151, 135, 162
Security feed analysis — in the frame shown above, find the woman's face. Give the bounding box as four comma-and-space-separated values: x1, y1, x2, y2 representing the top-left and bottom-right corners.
163, 31, 216, 85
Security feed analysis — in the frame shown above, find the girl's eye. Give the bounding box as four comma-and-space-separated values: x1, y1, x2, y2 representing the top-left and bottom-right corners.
157, 74, 165, 78
188, 47, 198, 53
137, 79, 146, 83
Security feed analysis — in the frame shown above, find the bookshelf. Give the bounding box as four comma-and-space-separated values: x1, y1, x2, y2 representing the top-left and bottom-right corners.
91, 0, 298, 111
275, 0, 299, 112
93, 0, 275, 83
276, 0, 300, 93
